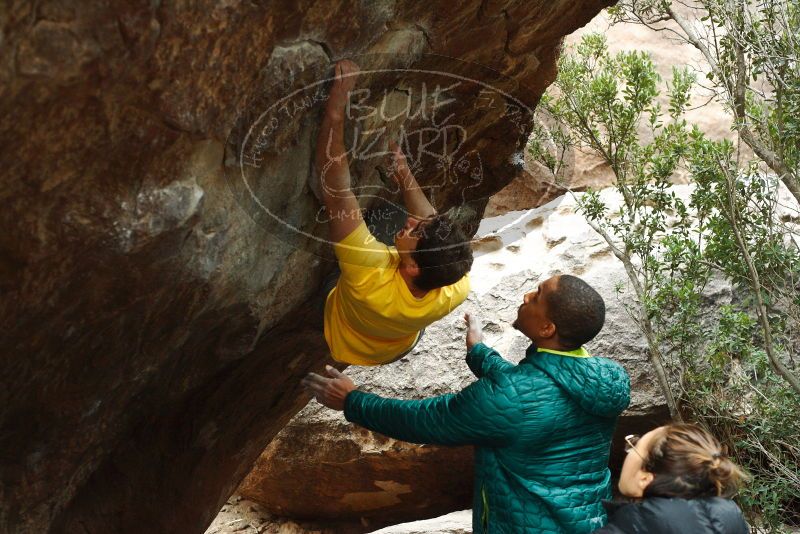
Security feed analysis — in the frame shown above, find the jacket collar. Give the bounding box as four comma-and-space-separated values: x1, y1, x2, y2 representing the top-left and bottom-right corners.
523, 344, 590, 362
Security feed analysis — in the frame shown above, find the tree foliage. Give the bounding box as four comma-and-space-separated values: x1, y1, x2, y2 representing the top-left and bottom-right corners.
530, 28, 800, 530
608, 0, 800, 204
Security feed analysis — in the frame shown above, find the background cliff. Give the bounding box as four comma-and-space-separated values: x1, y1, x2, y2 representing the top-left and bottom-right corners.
0, 1, 613, 533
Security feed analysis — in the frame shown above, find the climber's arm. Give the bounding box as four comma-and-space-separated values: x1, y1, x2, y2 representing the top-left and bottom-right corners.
389, 141, 436, 220
315, 60, 362, 243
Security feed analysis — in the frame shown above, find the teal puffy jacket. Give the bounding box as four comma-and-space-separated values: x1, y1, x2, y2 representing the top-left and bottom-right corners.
344, 342, 631, 533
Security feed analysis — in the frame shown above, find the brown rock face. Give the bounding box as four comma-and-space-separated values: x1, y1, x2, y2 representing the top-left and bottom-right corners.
238, 421, 474, 529
0, 1, 612, 533
483, 164, 561, 217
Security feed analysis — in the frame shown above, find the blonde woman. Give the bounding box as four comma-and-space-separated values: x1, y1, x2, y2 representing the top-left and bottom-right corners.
594, 423, 749, 533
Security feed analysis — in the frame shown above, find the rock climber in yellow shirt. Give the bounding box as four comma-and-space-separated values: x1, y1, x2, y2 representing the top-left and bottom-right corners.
315, 59, 473, 366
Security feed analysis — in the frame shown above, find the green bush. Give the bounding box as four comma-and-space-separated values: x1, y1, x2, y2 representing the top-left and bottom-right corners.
530, 26, 800, 530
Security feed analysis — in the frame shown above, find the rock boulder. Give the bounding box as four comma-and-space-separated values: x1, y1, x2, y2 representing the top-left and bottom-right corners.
0, 1, 614, 533
367, 510, 472, 534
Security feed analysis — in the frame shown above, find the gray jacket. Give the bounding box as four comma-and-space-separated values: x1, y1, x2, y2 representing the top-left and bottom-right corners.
593, 497, 749, 534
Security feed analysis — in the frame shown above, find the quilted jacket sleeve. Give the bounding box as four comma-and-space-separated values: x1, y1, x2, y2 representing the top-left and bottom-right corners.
343, 377, 523, 447
466, 342, 515, 378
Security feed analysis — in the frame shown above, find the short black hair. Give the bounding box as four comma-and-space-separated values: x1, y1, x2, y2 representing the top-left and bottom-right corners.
545, 274, 605, 350
412, 215, 473, 291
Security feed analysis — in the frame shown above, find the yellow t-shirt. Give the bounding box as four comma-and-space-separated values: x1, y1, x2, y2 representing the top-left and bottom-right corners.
324, 221, 470, 366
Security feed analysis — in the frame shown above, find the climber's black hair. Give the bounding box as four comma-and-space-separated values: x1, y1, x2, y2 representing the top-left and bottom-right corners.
411, 214, 473, 291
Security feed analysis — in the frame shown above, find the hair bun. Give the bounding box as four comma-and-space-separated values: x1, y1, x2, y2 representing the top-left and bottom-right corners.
644, 423, 747, 499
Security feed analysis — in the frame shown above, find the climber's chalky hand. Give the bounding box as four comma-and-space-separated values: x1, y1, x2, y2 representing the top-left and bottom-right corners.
302, 365, 356, 411
388, 140, 416, 191
327, 59, 360, 110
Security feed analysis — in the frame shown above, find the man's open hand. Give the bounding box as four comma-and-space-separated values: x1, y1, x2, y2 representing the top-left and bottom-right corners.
301, 365, 356, 411
464, 313, 483, 351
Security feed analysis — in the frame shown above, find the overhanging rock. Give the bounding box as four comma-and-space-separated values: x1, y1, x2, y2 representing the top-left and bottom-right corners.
1, 1, 613, 532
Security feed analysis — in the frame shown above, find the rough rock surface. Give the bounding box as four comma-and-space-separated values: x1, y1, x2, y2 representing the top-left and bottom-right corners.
205, 496, 363, 534
236, 189, 695, 528
484, 164, 569, 217
0, 1, 616, 533
367, 510, 472, 534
